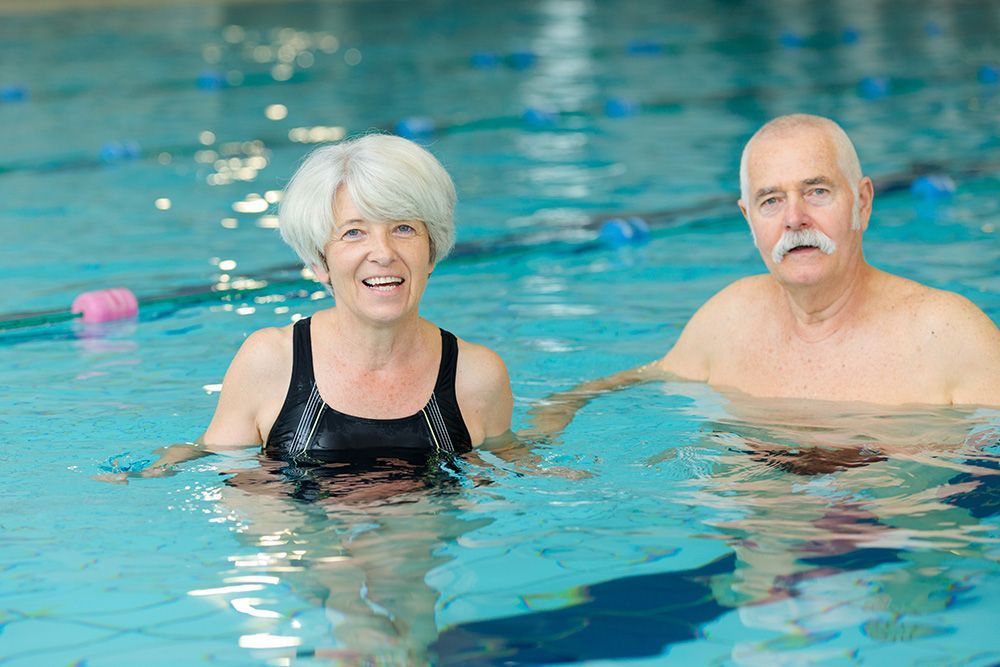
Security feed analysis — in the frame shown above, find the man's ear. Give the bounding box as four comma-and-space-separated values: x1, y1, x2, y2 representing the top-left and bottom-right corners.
856, 176, 874, 232
738, 199, 758, 247
737, 199, 750, 222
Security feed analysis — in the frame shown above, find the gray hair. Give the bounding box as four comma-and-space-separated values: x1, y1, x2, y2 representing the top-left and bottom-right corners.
278, 133, 457, 268
739, 114, 864, 228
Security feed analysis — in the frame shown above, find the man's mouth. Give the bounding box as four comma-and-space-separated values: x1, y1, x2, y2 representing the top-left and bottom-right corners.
788, 245, 818, 254
362, 276, 405, 291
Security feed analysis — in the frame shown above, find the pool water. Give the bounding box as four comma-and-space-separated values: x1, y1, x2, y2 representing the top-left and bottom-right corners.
1, 0, 998, 665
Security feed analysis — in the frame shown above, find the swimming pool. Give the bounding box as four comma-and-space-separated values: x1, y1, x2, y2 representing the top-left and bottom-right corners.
1, 0, 998, 664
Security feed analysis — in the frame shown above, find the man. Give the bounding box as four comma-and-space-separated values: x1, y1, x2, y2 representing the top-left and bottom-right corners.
533, 114, 1000, 431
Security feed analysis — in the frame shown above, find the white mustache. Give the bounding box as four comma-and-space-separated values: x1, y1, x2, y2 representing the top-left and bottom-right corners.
771, 228, 837, 263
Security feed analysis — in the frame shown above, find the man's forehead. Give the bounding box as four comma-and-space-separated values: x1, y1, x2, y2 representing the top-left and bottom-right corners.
746, 130, 841, 183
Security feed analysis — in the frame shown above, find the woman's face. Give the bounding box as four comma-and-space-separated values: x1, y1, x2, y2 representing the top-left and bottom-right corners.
313, 187, 435, 327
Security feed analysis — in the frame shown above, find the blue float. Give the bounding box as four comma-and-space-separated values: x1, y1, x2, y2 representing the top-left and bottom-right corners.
858, 76, 890, 99
522, 107, 556, 128
99, 141, 141, 164
910, 174, 956, 199
0, 84, 28, 102
604, 96, 638, 118
978, 64, 999, 85
599, 217, 650, 247
924, 21, 944, 37
394, 117, 435, 140
626, 39, 664, 55
779, 31, 806, 48
196, 70, 227, 90
842, 28, 860, 44
470, 51, 500, 69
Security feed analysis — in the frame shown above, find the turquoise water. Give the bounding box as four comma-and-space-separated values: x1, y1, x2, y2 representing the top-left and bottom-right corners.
1, 1, 999, 664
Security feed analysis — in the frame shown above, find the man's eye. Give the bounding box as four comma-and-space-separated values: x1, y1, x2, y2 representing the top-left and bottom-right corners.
810, 188, 830, 197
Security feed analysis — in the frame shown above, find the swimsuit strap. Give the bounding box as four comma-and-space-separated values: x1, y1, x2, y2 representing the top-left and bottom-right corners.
285, 317, 322, 458
421, 329, 461, 453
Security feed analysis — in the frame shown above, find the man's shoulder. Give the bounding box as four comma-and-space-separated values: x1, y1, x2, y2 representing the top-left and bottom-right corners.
878, 273, 999, 367
697, 274, 776, 318
657, 275, 775, 380
880, 273, 995, 332
880, 275, 1000, 406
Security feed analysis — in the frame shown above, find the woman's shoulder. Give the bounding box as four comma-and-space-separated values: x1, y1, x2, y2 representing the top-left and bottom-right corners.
453, 336, 509, 386
231, 323, 296, 376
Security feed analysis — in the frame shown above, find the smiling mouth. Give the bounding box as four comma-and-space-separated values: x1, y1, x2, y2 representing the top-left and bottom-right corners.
362, 276, 405, 291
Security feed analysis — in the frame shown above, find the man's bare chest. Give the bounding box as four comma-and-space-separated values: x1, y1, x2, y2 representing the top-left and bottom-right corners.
708, 330, 944, 404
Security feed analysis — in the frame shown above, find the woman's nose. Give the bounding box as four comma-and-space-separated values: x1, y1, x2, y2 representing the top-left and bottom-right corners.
367, 228, 397, 263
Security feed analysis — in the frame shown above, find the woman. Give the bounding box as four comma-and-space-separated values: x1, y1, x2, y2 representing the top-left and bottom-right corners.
203, 134, 512, 456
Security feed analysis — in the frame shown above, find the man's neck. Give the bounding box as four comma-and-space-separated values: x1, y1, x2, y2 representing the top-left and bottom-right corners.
779, 262, 874, 343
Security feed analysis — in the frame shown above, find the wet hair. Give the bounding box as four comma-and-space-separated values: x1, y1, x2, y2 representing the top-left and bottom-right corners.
278, 133, 457, 268
739, 114, 864, 229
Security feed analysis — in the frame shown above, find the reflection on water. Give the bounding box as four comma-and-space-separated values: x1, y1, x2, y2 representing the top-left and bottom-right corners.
190, 398, 1000, 664
204, 451, 491, 664
666, 394, 999, 662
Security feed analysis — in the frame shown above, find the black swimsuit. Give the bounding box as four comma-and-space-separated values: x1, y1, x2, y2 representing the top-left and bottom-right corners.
265, 317, 473, 461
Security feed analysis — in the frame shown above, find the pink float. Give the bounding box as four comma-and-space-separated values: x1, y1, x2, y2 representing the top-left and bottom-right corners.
71, 288, 139, 323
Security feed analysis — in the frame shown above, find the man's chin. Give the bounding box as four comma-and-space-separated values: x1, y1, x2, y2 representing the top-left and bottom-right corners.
771, 260, 829, 287
776, 271, 827, 289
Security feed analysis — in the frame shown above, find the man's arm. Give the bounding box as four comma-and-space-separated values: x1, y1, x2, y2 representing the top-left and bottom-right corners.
526, 363, 674, 437
526, 277, 753, 438
935, 293, 1000, 406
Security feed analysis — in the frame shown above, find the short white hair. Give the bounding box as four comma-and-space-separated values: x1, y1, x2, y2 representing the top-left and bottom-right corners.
279, 133, 457, 268
739, 114, 863, 220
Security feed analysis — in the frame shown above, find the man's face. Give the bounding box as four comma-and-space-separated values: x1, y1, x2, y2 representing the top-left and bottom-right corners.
738, 128, 871, 289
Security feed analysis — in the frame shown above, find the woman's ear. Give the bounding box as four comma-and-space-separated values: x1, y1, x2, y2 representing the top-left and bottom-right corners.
311, 262, 330, 286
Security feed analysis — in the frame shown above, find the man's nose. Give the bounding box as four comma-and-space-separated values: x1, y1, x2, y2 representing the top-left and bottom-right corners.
784, 194, 809, 229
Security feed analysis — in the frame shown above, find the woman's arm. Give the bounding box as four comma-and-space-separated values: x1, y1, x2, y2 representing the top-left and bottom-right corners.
95, 327, 290, 484
455, 340, 514, 446
203, 326, 292, 446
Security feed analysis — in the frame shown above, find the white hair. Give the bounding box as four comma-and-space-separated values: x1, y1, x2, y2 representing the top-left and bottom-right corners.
739, 114, 864, 229
771, 228, 837, 263
278, 133, 457, 269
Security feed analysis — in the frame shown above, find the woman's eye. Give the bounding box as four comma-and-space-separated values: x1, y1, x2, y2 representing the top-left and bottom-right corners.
342, 228, 363, 239
395, 224, 416, 235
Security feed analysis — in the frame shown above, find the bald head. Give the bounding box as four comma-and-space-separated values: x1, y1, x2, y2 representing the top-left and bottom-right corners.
739, 114, 863, 205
